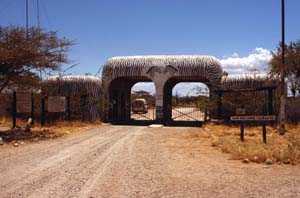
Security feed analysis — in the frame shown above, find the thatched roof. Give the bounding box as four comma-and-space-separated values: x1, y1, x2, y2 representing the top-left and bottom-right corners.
221, 74, 280, 90
43, 75, 102, 96
44, 75, 101, 83
102, 55, 223, 84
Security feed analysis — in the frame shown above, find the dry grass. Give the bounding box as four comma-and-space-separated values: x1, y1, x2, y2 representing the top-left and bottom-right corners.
40, 120, 102, 134
204, 123, 300, 164
0, 117, 101, 145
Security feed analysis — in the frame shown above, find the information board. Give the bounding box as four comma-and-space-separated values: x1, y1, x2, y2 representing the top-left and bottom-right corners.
16, 90, 32, 113
48, 96, 66, 112
231, 115, 276, 121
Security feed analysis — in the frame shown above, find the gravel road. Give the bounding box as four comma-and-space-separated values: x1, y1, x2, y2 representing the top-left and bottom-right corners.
1, 125, 300, 198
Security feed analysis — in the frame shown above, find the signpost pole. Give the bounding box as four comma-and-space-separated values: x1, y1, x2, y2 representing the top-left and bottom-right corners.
240, 122, 244, 141
231, 115, 275, 143
262, 122, 267, 143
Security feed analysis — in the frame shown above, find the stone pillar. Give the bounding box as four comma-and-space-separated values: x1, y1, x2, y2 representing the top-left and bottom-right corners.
163, 80, 175, 125
145, 66, 170, 124
155, 84, 164, 123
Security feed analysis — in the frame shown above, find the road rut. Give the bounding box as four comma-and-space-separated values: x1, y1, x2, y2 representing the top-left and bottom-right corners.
1, 125, 300, 198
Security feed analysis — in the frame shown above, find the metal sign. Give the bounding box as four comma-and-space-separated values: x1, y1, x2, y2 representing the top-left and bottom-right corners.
231, 115, 276, 121
235, 108, 246, 115
48, 96, 66, 112
16, 90, 32, 113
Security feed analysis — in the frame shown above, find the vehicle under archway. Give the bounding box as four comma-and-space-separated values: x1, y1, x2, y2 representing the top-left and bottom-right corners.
130, 82, 156, 123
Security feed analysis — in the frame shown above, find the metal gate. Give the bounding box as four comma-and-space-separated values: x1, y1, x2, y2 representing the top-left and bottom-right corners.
130, 105, 156, 121
172, 104, 205, 122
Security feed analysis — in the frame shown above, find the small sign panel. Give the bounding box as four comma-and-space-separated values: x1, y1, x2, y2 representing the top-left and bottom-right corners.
231, 115, 276, 121
236, 108, 246, 115
48, 96, 66, 112
16, 90, 32, 113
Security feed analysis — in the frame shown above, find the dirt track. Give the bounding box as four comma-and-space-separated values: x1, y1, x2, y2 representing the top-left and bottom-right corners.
1, 125, 300, 198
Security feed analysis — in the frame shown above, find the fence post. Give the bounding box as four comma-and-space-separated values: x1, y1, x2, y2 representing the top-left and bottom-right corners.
262, 122, 267, 143
240, 122, 244, 141
31, 92, 34, 125
66, 95, 71, 121
12, 91, 16, 128
41, 94, 45, 126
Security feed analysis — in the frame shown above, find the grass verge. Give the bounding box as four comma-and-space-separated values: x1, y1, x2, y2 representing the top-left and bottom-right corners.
0, 118, 101, 146
204, 124, 300, 165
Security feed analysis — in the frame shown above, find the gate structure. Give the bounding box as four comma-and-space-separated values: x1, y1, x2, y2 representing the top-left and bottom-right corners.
130, 87, 156, 124
170, 83, 208, 124
102, 55, 223, 125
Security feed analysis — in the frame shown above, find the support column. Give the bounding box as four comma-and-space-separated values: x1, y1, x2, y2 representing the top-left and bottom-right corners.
155, 84, 164, 124
163, 81, 174, 125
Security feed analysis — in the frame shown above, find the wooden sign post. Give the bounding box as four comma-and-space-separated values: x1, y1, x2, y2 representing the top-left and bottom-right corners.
231, 115, 276, 143
12, 90, 33, 128
235, 108, 245, 141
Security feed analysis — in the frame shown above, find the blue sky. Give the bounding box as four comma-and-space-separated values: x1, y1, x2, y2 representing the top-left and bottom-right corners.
1, 0, 300, 76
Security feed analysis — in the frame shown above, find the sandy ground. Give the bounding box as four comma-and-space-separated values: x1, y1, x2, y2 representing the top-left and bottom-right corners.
0, 125, 300, 198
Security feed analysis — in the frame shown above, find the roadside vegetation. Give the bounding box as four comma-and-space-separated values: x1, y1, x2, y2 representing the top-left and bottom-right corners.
205, 124, 300, 165
0, 117, 101, 146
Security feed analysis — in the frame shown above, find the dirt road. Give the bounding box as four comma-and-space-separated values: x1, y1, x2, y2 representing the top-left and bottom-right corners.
1, 125, 300, 198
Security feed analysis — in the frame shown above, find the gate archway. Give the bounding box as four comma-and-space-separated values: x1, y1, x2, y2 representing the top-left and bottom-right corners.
163, 79, 212, 126
102, 55, 223, 125
130, 82, 156, 123
171, 82, 209, 124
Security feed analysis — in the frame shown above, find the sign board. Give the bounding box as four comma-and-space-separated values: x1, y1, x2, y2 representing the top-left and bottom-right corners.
48, 96, 66, 112
235, 108, 246, 115
16, 90, 32, 113
231, 115, 276, 121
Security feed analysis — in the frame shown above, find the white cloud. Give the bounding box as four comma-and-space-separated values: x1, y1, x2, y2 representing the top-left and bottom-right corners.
172, 83, 209, 97
132, 82, 209, 97
131, 82, 155, 95
131, 48, 273, 96
220, 48, 272, 74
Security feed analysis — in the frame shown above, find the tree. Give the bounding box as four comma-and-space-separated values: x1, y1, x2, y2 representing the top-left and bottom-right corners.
270, 40, 300, 97
0, 26, 74, 92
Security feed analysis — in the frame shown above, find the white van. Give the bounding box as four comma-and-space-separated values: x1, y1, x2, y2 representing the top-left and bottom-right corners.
132, 98, 148, 114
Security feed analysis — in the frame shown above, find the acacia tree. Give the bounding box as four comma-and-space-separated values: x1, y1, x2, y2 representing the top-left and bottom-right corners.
270, 40, 300, 97
0, 26, 74, 92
